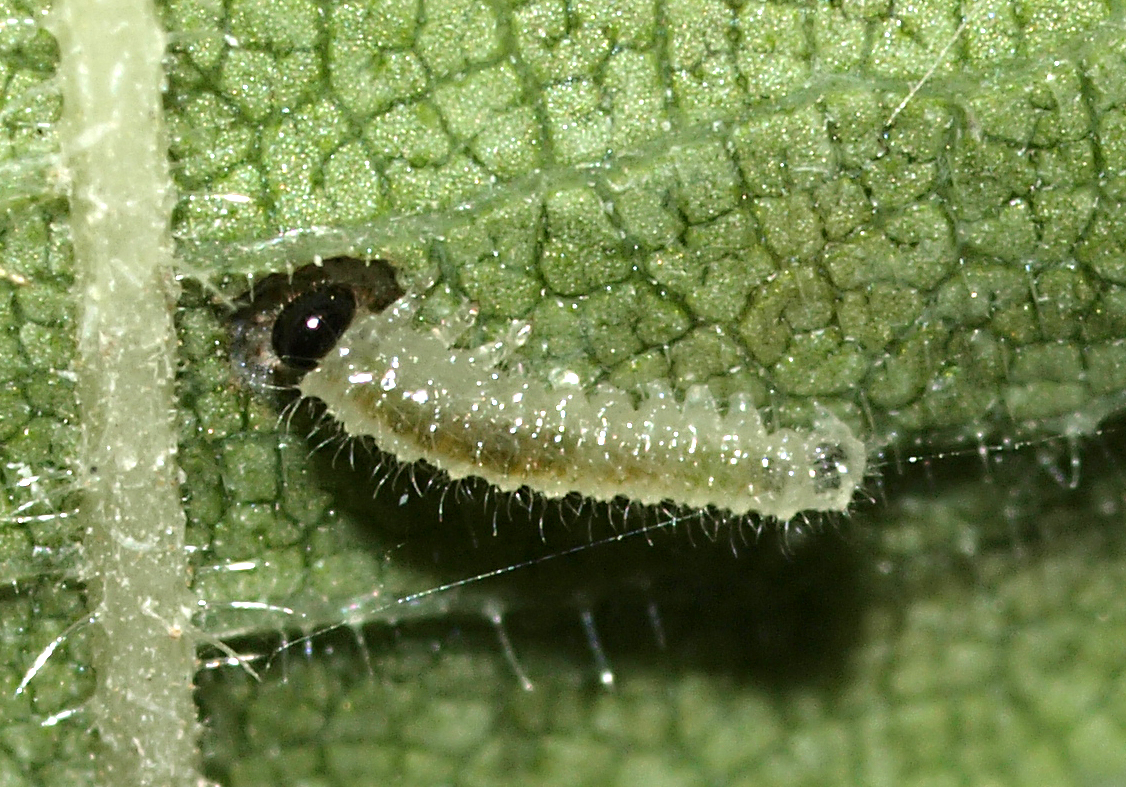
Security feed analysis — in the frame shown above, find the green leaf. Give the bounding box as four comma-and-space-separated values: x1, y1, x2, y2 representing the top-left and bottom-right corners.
4, 0, 1126, 783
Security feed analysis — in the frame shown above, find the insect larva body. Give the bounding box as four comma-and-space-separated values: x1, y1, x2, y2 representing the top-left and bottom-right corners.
300, 293, 868, 522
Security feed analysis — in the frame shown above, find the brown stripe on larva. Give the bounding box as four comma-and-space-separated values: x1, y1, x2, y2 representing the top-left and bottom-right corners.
300, 299, 868, 521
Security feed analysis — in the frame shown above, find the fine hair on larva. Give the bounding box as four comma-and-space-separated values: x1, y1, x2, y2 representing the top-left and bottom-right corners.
281, 264, 869, 524
225, 257, 874, 573
296, 393, 811, 558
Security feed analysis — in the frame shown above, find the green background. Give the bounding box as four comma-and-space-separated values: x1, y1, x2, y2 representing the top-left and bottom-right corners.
3, 0, 1126, 782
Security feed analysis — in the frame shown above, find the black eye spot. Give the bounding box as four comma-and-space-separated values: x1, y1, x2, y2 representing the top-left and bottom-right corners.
228, 257, 402, 392
271, 284, 356, 371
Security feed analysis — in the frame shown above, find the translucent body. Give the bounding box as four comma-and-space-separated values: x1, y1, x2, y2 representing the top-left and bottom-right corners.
301, 296, 868, 522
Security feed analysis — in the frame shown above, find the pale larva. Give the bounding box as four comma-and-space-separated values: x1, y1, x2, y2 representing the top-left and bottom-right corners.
234, 258, 868, 523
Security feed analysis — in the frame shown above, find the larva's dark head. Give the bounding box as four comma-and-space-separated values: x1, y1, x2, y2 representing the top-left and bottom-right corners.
228, 257, 403, 393
271, 284, 356, 372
